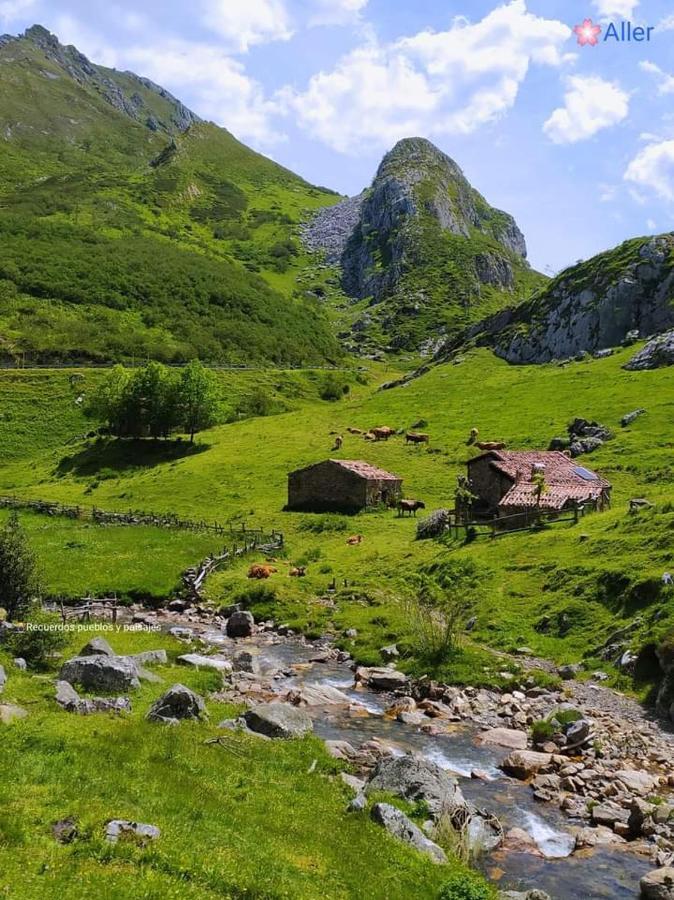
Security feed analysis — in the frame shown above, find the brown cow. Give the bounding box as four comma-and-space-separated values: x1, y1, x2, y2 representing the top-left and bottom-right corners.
397, 499, 426, 517
372, 426, 395, 441
346, 534, 364, 545
406, 432, 429, 445
474, 440, 507, 451
332, 435, 343, 451
248, 563, 278, 579
289, 566, 307, 577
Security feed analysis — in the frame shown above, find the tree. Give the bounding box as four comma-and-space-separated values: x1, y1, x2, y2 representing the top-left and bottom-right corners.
0, 513, 40, 620
178, 360, 218, 442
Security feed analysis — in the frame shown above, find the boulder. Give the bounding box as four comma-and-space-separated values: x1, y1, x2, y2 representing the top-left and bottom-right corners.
355, 666, 409, 691
79, 636, 115, 657
501, 827, 543, 856
574, 825, 626, 849
226, 610, 255, 638
52, 817, 78, 845
616, 769, 657, 796
370, 803, 447, 863
558, 663, 582, 680
55, 680, 131, 715
621, 408, 646, 427
169, 626, 193, 639
626, 330, 674, 371
13, 658, 27, 671
232, 649, 260, 674
0, 703, 27, 724
131, 649, 168, 666
147, 684, 207, 724
380, 644, 399, 661
243, 702, 313, 739
564, 719, 592, 748
591, 802, 630, 828
365, 755, 465, 817
476, 727, 527, 750
629, 798, 656, 837
640, 867, 674, 900
55, 680, 82, 711
105, 820, 161, 845
59, 655, 140, 692
287, 684, 353, 706
177, 653, 232, 673
501, 751, 552, 780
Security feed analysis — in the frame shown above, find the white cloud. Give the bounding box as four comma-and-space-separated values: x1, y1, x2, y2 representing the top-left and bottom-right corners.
625, 139, 674, 201
126, 39, 284, 145
659, 14, 674, 30
307, 0, 369, 27
281, 0, 571, 153
201, 0, 292, 52
592, 0, 639, 19
0, 0, 36, 27
543, 75, 629, 144
639, 60, 674, 95
646, 218, 657, 230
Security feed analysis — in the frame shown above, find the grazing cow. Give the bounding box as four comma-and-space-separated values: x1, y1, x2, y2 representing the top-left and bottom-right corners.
363, 431, 376, 441
467, 427, 479, 446
397, 499, 426, 517
474, 440, 506, 451
372, 426, 396, 441
289, 566, 307, 577
405, 432, 429, 445
346, 534, 364, 545
332, 435, 343, 451
248, 563, 278, 579
347, 427, 363, 435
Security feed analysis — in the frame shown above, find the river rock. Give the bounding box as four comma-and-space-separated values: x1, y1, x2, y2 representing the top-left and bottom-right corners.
501, 751, 552, 780
476, 727, 527, 750
105, 820, 161, 845
287, 684, 352, 706
640, 867, 674, 899
226, 610, 255, 638
355, 666, 409, 691
232, 650, 260, 674
0, 703, 27, 724
501, 827, 543, 856
325, 740, 358, 761
591, 802, 630, 828
79, 636, 115, 657
616, 769, 657, 796
59, 655, 140, 692
564, 718, 592, 748
147, 684, 207, 724
365, 755, 465, 817
177, 653, 232, 673
574, 825, 626, 849
243, 702, 313, 739
370, 802, 447, 863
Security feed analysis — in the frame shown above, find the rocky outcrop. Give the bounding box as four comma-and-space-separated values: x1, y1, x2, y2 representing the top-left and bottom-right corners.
626, 330, 674, 370
55, 680, 131, 715
464, 234, 674, 364
243, 702, 313, 739
365, 755, 465, 817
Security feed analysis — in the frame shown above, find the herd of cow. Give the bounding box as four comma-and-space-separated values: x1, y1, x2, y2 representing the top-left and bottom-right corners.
332, 425, 430, 449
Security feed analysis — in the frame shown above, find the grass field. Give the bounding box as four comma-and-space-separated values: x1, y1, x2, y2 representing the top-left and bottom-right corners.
0, 348, 671, 688
0, 628, 480, 900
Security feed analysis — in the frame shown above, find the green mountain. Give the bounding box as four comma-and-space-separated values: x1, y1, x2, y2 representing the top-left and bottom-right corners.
0, 25, 342, 365
302, 137, 546, 356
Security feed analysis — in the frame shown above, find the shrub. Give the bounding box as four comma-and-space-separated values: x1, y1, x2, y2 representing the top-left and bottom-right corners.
438, 872, 491, 900
0, 513, 41, 620
298, 515, 347, 534
319, 374, 349, 402
8, 610, 67, 668
531, 719, 555, 744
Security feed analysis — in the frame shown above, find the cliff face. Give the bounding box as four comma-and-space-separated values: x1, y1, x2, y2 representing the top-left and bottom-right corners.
466, 234, 674, 364
302, 137, 542, 356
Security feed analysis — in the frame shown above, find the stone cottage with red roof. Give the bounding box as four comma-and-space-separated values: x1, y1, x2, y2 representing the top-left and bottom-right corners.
287, 459, 403, 513
466, 449, 611, 524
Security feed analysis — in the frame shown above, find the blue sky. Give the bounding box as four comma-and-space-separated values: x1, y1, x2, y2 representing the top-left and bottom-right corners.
2, 0, 674, 272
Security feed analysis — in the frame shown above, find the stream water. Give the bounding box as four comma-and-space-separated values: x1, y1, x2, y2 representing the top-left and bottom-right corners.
199, 629, 653, 899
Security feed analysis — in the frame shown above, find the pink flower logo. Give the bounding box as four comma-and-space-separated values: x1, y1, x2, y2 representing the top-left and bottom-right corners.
574, 18, 602, 46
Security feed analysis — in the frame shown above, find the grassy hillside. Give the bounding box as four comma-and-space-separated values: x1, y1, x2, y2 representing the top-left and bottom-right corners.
0, 628, 473, 899
0, 27, 343, 365
0, 350, 671, 690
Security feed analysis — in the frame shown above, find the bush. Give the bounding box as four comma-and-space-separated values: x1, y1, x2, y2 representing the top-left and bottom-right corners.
8, 611, 68, 668
438, 872, 491, 900
531, 719, 555, 744
298, 515, 347, 534
319, 374, 349, 402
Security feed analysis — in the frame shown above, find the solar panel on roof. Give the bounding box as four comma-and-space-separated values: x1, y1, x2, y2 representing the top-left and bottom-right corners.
573, 466, 598, 481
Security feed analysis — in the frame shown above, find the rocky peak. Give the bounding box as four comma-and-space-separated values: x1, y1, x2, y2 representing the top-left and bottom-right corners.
15, 24, 199, 136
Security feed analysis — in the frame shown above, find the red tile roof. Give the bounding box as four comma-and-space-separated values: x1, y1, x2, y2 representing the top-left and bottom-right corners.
468, 450, 610, 510
329, 459, 401, 481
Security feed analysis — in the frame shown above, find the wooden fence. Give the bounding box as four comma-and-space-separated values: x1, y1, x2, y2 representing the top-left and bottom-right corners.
448, 503, 587, 540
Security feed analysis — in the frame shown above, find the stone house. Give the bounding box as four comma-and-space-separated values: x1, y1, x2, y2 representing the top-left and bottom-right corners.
466, 449, 611, 524
287, 459, 403, 513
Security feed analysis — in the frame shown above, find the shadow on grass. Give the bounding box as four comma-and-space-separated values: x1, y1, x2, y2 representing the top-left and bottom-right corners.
55, 437, 209, 478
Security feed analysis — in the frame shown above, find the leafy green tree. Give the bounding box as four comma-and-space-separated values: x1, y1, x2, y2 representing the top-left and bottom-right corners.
87, 364, 132, 436
177, 360, 218, 442
0, 513, 40, 621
